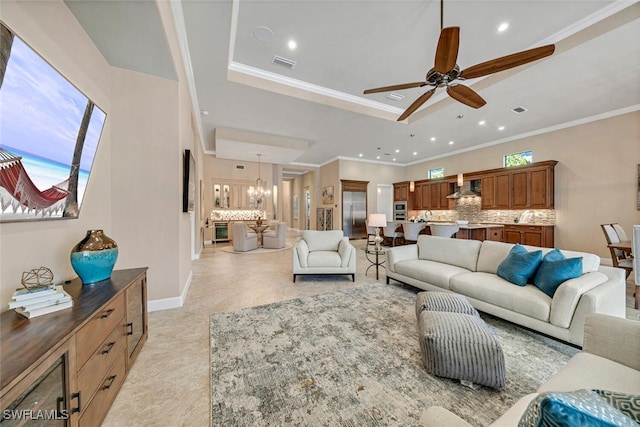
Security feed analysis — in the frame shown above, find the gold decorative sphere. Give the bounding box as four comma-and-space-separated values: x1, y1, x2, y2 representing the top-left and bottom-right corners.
21, 266, 54, 290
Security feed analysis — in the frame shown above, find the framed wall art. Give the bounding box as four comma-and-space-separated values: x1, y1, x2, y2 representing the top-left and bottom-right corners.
321, 186, 334, 205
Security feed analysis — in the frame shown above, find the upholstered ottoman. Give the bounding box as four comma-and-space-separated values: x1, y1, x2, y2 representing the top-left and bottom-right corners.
416, 292, 506, 390
415, 291, 479, 319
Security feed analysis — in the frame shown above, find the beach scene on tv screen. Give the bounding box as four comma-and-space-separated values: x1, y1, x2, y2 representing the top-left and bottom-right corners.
0, 23, 106, 222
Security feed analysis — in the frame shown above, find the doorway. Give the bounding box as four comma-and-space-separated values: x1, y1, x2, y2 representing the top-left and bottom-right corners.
304, 187, 311, 230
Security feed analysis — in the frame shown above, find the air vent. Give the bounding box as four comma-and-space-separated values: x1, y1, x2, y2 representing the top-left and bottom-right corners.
272, 55, 296, 69
386, 92, 404, 101
511, 106, 528, 114
235, 165, 245, 170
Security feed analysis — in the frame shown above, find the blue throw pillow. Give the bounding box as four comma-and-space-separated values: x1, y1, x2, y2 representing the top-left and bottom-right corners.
496, 244, 542, 286
519, 389, 639, 427
533, 249, 583, 298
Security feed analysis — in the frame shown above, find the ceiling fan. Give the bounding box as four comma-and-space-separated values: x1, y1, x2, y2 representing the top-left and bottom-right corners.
363, 1, 555, 121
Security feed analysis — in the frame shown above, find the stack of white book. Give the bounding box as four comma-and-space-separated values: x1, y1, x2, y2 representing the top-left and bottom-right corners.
9, 285, 73, 319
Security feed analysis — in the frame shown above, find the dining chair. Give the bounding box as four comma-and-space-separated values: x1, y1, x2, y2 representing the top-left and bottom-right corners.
402, 222, 426, 244
601, 224, 632, 278
383, 222, 403, 247
429, 224, 460, 238
632, 225, 639, 309
612, 223, 632, 257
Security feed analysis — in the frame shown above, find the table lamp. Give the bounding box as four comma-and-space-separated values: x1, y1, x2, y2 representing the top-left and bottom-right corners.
368, 213, 387, 250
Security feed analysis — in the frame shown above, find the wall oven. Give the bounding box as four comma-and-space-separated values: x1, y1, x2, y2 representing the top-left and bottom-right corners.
213, 222, 229, 242
394, 201, 407, 221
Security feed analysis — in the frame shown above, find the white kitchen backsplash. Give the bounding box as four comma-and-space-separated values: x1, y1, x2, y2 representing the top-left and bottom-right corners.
411, 197, 555, 225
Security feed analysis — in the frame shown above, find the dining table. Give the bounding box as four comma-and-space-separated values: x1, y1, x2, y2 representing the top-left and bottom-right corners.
249, 224, 269, 247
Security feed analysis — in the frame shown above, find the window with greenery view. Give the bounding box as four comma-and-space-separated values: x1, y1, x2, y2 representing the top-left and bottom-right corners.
504, 151, 532, 167
429, 168, 444, 179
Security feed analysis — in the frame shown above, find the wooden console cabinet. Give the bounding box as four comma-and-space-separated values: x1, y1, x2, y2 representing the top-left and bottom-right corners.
503, 224, 554, 248
1, 268, 148, 427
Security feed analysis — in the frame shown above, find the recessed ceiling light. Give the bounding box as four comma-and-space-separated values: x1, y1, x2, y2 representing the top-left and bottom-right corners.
498, 126, 505, 131
393, 158, 396, 161
498, 22, 509, 32
413, 152, 417, 155
448, 141, 454, 145
430, 137, 436, 142
288, 39, 297, 50
395, 149, 400, 153
201, 110, 209, 116
358, 153, 363, 157
478, 120, 486, 125
254, 26, 274, 42
457, 114, 464, 119
376, 156, 380, 159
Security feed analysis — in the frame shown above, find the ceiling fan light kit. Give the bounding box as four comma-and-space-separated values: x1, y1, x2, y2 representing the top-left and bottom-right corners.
364, 18, 555, 121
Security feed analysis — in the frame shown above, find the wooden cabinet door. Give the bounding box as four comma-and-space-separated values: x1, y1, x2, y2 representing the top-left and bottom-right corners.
529, 167, 552, 208
487, 227, 503, 242
495, 173, 510, 208
413, 183, 422, 208
125, 276, 147, 370
394, 184, 408, 202
481, 176, 495, 209
419, 183, 430, 209
438, 182, 451, 209
511, 171, 529, 209
429, 183, 440, 209
503, 226, 522, 244
521, 229, 543, 247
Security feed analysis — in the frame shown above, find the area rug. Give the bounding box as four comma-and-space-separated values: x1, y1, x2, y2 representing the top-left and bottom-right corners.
220, 243, 293, 254
210, 284, 579, 426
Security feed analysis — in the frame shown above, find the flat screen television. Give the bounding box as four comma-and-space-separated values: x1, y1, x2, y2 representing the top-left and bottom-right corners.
0, 21, 107, 223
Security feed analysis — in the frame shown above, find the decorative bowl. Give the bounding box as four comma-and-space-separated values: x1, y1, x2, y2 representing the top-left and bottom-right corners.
456, 220, 469, 225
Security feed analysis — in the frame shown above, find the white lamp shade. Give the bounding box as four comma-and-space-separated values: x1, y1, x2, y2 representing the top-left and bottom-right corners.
368, 213, 387, 228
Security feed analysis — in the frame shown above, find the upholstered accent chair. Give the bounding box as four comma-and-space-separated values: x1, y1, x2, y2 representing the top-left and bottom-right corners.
292, 230, 356, 282
263, 222, 287, 249
232, 223, 258, 252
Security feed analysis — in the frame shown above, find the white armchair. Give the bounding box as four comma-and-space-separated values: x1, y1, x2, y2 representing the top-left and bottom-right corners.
263, 222, 287, 249
292, 230, 356, 282
232, 223, 258, 252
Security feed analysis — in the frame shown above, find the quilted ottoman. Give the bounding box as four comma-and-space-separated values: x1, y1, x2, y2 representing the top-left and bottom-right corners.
416, 291, 506, 389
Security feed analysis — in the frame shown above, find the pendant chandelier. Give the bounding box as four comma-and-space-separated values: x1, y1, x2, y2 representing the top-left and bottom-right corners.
247, 153, 271, 201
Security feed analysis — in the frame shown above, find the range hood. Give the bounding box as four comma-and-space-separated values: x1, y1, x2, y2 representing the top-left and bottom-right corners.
447, 181, 480, 199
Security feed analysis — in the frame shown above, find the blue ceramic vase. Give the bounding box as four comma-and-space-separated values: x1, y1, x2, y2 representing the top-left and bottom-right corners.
70, 230, 118, 285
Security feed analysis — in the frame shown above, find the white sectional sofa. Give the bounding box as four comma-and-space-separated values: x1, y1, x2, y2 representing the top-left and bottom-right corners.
420, 313, 640, 426
386, 235, 626, 346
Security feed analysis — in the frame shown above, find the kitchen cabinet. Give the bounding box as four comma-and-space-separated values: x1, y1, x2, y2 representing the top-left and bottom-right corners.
413, 182, 429, 209
1, 268, 148, 427
455, 226, 504, 242
480, 161, 555, 210
503, 224, 554, 248
393, 182, 409, 202
409, 181, 453, 210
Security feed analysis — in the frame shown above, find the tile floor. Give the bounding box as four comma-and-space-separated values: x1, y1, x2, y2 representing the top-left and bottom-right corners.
103, 235, 639, 426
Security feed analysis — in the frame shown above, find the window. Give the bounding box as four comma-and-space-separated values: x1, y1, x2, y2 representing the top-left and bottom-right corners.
504, 151, 532, 167
428, 168, 444, 179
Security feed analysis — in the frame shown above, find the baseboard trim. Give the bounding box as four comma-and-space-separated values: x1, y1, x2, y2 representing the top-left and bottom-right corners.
147, 270, 193, 312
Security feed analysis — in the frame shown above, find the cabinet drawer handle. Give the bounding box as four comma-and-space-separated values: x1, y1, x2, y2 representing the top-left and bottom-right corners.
101, 341, 116, 355
56, 396, 64, 417
100, 308, 115, 319
126, 322, 133, 336
71, 391, 81, 414
101, 375, 117, 391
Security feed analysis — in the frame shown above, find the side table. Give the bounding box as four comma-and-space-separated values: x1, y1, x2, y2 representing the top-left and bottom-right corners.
363, 246, 386, 280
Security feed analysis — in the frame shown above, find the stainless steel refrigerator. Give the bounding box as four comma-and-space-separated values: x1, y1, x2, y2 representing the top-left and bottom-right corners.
342, 191, 367, 239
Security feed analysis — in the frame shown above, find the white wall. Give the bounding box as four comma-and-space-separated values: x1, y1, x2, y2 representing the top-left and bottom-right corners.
0, 0, 200, 310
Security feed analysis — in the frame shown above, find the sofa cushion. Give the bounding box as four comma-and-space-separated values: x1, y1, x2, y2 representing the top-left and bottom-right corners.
533, 249, 583, 298
519, 389, 639, 427
450, 272, 551, 322
395, 259, 471, 290
496, 244, 542, 286
417, 235, 482, 272
477, 241, 515, 274
302, 230, 343, 252
307, 251, 341, 268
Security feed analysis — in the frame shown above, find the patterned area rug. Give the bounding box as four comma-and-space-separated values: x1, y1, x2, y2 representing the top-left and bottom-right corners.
210, 284, 579, 426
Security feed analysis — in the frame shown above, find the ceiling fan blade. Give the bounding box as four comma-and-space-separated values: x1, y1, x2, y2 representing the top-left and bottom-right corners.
363, 82, 425, 94
397, 89, 436, 121
446, 84, 486, 109
434, 27, 460, 73
460, 44, 555, 79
